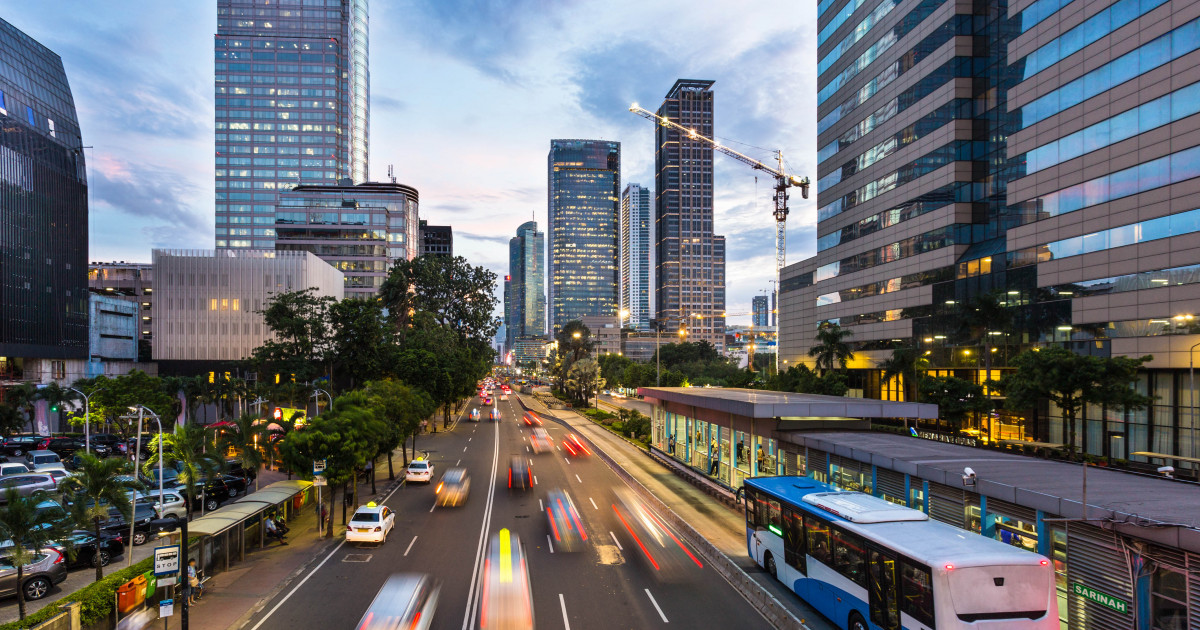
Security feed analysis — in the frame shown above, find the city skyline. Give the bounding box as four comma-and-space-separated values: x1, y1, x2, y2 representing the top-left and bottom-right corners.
1, 1, 815, 325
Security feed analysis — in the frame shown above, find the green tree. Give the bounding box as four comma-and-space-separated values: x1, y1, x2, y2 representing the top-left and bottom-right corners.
379, 255, 500, 346
994, 347, 1153, 458
880, 343, 929, 402
0, 402, 25, 436
565, 358, 605, 406
58, 455, 139, 582
653, 341, 720, 369
5, 384, 38, 433
768, 364, 848, 396
0, 490, 67, 619
597, 353, 635, 389
365, 380, 435, 476
252, 288, 336, 384
328, 298, 393, 390
84, 372, 178, 436
280, 406, 380, 533
917, 375, 991, 432
145, 425, 222, 517
215, 413, 267, 491
808, 322, 854, 376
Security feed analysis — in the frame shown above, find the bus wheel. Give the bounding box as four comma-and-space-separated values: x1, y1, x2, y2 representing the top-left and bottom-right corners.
848, 612, 868, 630
764, 552, 777, 580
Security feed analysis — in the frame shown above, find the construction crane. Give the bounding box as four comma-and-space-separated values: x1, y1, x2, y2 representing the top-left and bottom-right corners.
628, 104, 810, 274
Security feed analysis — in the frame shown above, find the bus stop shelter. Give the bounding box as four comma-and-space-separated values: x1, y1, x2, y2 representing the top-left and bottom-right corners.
637, 387, 937, 492
186, 479, 314, 574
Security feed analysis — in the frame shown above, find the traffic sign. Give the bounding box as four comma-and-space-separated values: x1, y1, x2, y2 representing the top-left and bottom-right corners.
313, 475, 327, 487
159, 599, 174, 618
154, 545, 180, 577
314, 459, 326, 474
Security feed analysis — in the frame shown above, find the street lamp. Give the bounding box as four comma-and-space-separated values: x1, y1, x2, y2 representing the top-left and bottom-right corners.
68, 386, 103, 455
127, 405, 164, 567
312, 387, 333, 418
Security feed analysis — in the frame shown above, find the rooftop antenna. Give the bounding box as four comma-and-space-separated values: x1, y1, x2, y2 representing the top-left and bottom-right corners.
387, 164, 396, 183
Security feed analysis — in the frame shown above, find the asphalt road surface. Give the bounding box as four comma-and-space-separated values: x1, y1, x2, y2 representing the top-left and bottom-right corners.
244, 393, 773, 630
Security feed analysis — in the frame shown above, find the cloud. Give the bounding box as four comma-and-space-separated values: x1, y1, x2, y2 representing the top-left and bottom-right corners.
572, 40, 679, 127
90, 157, 207, 232
372, 94, 407, 112
456, 232, 512, 246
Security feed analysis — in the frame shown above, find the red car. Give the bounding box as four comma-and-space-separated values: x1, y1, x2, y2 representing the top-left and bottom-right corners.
521, 412, 542, 426
561, 433, 591, 457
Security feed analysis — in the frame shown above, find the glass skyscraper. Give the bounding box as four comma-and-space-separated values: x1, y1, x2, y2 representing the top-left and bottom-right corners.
547, 140, 620, 333
274, 181, 419, 297
620, 183, 652, 331
0, 18, 88, 371
506, 220, 546, 350
654, 80, 726, 350
214, 0, 368, 249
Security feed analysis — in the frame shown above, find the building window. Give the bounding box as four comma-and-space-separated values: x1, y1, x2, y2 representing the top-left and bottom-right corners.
26, 106, 35, 127
50, 361, 65, 380
1150, 565, 1187, 630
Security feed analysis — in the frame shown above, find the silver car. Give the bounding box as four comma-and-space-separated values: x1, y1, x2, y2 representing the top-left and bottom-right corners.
357, 574, 439, 630
0, 473, 57, 502
0, 548, 67, 601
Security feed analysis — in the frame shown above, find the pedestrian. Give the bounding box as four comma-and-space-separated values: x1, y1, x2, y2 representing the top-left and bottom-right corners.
187, 560, 201, 604
265, 515, 287, 545
319, 502, 329, 535
757, 445, 766, 471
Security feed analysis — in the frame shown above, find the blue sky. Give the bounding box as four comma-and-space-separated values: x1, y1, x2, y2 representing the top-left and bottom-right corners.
6, 0, 816, 324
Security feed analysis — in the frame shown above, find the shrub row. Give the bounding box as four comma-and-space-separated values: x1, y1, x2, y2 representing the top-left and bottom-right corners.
0, 557, 155, 630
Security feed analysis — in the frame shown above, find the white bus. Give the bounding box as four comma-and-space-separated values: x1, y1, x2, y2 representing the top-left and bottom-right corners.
744, 476, 1058, 630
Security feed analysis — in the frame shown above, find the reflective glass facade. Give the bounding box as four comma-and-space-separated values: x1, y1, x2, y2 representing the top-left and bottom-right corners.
274, 182, 417, 297
506, 220, 545, 351
0, 18, 88, 361
654, 80, 726, 350
214, 0, 368, 248
547, 140, 620, 332
620, 183, 652, 332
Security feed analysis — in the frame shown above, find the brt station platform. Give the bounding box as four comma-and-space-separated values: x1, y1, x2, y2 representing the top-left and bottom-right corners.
637, 387, 1200, 630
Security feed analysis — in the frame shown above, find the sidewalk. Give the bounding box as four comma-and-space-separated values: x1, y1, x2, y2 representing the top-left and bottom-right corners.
190, 454, 405, 630
518, 393, 832, 630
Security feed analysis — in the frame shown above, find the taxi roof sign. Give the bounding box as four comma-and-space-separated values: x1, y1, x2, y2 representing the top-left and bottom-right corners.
366, 501, 377, 508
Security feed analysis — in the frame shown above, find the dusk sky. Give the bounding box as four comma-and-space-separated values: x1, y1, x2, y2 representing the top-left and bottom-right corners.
7, 1, 816, 324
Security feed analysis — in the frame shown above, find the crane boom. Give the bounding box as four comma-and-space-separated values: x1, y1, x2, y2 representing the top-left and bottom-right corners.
628, 104, 809, 275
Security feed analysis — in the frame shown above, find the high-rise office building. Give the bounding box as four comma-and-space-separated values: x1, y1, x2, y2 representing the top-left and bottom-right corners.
752, 295, 769, 328
783, 0, 1200, 472
275, 181, 419, 297
506, 221, 546, 350
654, 80, 726, 350
0, 18, 89, 383
547, 140, 620, 332
620, 183, 652, 331
419, 221, 453, 258
214, 0, 369, 248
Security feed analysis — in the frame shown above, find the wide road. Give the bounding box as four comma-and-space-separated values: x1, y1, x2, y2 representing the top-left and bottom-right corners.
245, 391, 772, 630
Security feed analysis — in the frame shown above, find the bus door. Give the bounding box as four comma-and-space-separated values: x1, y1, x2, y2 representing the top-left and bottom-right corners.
782, 507, 806, 576
867, 547, 901, 630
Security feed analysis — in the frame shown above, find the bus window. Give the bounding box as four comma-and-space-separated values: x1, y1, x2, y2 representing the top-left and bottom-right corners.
832, 528, 867, 587
782, 509, 806, 574
899, 560, 935, 627
868, 549, 900, 630
806, 518, 832, 566
767, 498, 782, 531
745, 488, 760, 529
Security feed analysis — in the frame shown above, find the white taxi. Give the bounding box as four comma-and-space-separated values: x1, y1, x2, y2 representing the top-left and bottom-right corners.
347, 502, 395, 544
406, 458, 434, 484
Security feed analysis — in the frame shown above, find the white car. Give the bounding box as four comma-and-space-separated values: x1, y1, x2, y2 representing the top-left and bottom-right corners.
134, 490, 188, 520
530, 428, 553, 454
347, 502, 395, 544
406, 458, 434, 484
500, 393, 508, 401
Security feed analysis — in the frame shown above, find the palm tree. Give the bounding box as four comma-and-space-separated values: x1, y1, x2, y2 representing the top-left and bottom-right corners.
808, 322, 854, 376
880, 343, 929, 402
216, 413, 266, 492
5, 384, 38, 433
35, 382, 76, 434
57, 454, 139, 581
146, 425, 222, 517
0, 489, 66, 619
265, 410, 304, 479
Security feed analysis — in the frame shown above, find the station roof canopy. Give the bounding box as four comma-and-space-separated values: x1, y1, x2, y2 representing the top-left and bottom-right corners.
637, 387, 939, 419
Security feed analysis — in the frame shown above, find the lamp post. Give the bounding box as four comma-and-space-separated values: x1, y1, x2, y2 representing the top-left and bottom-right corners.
127, 405, 163, 567
312, 388, 333, 418
68, 386, 102, 455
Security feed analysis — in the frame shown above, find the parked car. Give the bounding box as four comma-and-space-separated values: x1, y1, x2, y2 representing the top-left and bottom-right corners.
39, 467, 72, 488
167, 478, 232, 512
0, 473, 57, 502
24, 450, 62, 470
37, 437, 84, 458
99, 504, 156, 546
51, 531, 124, 568
221, 474, 247, 498
0, 548, 66, 601
225, 459, 257, 484
0, 462, 30, 477
88, 434, 126, 456
0, 436, 43, 458
135, 490, 188, 520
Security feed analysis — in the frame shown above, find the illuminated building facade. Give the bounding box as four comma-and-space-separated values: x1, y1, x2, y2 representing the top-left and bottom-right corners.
620, 183, 652, 331
547, 140, 620, 332
506, 221, 545, 350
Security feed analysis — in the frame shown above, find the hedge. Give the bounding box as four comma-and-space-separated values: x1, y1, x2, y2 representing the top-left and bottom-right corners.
0, 557, 155, 630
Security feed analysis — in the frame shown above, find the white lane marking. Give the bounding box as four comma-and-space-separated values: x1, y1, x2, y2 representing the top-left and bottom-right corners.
534, 475, 538, 485
250, 456, 413, 630
575, 474, 582, 483
645, 589, 669, 623
461, 417, 500, 630
559, 594, 571, 630
528, 458, 534, 466
539, 498, 544, 511
463, 446, 468, 452
609, 531, 623, 550
429, 502, 436, 513
547, 534, 555, 553
589, 497, 598, 510
456, 459, 461, 466
526, 445, 530, 453
564, 457, 571, 465
404, 536, 418, 556
468, 437, 473, 442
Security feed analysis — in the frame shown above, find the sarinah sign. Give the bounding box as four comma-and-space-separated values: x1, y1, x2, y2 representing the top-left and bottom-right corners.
1071, 582, 1129, 614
